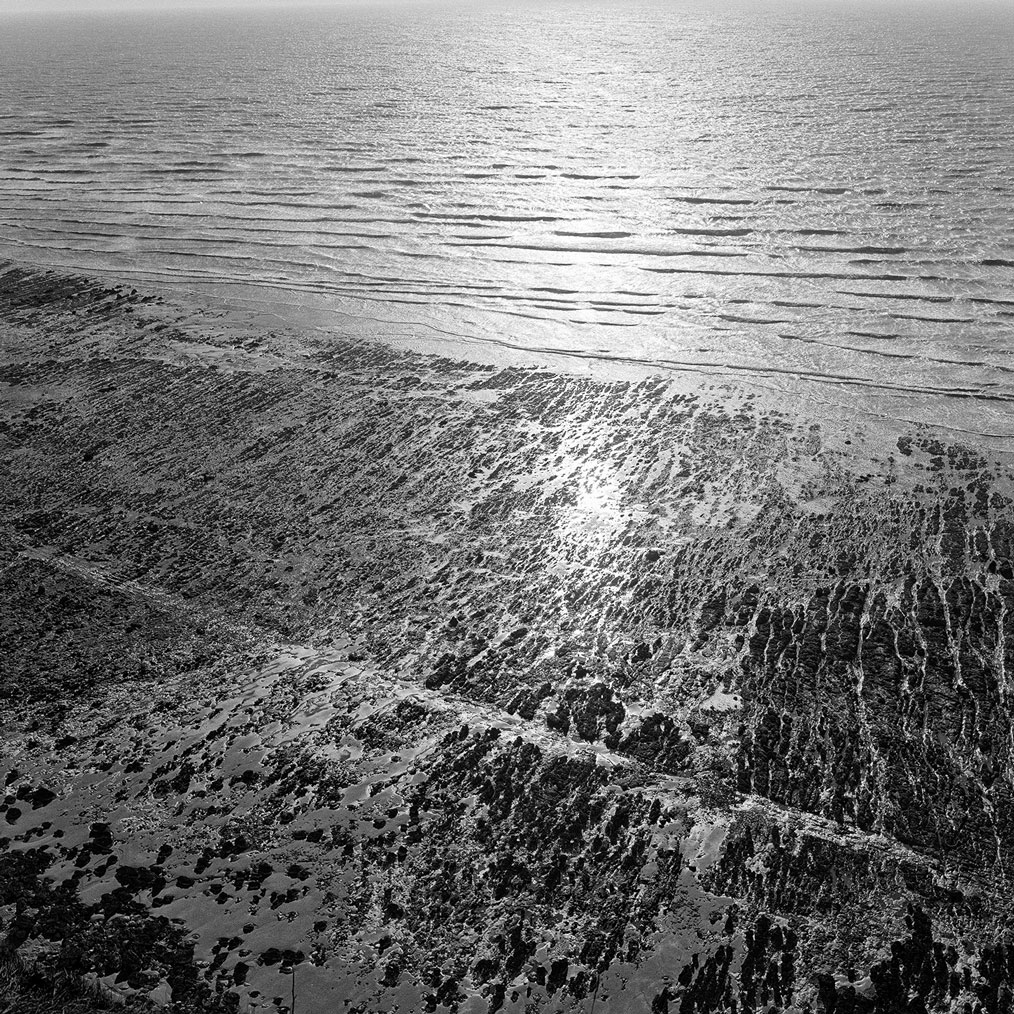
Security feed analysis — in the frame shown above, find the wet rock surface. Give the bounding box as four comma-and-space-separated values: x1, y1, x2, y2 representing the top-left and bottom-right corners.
3, 263, 1014, 1012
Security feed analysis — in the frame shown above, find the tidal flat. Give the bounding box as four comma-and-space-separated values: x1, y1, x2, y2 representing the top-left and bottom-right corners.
3, 262, 1014, 1013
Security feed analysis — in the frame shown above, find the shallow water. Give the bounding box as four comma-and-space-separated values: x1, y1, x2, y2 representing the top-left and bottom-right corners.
1, 0, 1012, 433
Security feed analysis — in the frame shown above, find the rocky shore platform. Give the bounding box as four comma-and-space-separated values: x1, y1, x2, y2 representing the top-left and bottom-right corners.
3, 262, 1014, 1013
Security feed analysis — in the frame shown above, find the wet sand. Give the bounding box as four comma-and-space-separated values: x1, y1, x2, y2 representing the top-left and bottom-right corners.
3, 261, 1014, 1013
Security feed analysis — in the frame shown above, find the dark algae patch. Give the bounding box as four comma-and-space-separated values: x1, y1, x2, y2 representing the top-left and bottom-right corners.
4, 264, 1014, 1011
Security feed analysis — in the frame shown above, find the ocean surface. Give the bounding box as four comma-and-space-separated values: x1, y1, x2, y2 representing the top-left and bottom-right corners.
1, 0, 1013, 436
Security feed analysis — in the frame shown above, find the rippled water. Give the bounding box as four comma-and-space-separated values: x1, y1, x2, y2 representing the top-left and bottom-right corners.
1, 1, 1013, 433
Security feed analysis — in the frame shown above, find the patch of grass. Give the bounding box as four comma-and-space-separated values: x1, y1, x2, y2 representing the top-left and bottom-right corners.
0, 847, 238, 1013
1, 947, 133, 1012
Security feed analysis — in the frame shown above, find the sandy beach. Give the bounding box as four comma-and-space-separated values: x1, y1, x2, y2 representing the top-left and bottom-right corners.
3, 261, 1014, 1012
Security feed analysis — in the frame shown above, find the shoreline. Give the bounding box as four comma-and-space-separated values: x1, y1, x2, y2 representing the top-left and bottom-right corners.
5, 249, 1014, 453
4, 260, 1014, 1012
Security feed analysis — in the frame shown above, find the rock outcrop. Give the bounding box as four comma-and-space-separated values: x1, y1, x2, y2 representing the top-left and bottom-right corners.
3, 263, 1014, 1012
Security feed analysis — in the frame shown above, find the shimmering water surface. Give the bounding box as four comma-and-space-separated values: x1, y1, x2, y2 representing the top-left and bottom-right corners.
1, 1, 1013, 433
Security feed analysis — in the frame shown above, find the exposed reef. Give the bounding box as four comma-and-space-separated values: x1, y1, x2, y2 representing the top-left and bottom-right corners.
3, 263, 1014, 1013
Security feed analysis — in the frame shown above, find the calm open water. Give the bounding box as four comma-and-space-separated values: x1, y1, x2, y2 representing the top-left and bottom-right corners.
1, 0, 1013, 434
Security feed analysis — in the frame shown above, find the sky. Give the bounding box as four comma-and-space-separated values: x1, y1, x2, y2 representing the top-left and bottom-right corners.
0, 0, 416, 13
3, 0, 1008, 9
1, 0, 1009, 21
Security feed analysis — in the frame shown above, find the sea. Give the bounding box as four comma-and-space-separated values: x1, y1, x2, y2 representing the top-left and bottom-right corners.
1, 0, 1013, 439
